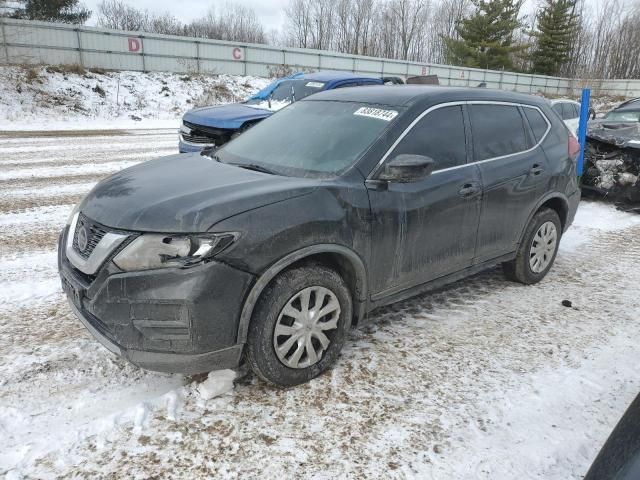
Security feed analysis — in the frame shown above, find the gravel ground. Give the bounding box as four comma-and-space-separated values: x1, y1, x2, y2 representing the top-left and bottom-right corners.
1, 130, 640, 479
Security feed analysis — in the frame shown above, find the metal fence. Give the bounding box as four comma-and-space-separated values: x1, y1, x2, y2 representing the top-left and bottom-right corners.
2, 18, 639, 98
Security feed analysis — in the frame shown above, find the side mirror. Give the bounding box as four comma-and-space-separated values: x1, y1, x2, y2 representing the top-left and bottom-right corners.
378, 154, 435, 183
201, 145, 218, 157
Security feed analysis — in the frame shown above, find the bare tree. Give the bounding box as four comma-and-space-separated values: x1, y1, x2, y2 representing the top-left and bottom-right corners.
96, 0, 148, 31
186, 4, 265, 43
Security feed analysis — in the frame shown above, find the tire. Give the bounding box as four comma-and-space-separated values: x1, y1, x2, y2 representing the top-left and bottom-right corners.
246, 263, 353, 387
503, 208, 562, 284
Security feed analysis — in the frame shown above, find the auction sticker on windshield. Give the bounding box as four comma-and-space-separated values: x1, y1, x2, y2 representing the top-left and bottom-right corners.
354, 107, 399, 121
305, 82, 324, 88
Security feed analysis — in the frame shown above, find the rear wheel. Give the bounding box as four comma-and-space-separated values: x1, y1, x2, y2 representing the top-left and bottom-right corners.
246, 264, 352, 387
503, 208, 561, 284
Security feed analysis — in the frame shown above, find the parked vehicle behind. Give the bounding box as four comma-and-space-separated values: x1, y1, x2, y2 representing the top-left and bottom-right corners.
178, 71, 384, 153
550, 98, 582, 134
592, 97, 640, 125
59, 86, 580, 386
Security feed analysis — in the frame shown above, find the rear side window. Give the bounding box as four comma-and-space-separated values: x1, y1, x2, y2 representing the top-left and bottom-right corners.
552, 103, 563, 116
561, 103, 576, 120
469, 105, 528, 160
390, 105, 466, 171
523, 107, 549, 143
571, 103, 580, 117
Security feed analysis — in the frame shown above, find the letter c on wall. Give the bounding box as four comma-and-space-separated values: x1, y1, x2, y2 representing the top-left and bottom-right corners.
128, 38, 141, 52
232, 47, 242, 60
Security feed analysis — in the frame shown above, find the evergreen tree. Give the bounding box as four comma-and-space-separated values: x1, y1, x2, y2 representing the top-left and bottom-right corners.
530, 0, 580, 76
12, 0, 91, 24
443, 0, 525, 71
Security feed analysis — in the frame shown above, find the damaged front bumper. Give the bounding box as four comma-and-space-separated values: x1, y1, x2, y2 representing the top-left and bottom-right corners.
584, 122, 640, 209
58, 227, 255, 374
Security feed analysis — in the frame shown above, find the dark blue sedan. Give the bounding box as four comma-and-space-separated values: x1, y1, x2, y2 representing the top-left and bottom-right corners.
178, 71, 384, 153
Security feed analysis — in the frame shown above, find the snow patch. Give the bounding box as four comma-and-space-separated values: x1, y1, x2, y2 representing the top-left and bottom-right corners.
196, 370, 236, 400
560, 200, 640, 253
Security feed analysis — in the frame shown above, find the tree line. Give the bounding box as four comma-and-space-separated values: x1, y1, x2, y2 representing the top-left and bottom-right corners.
3, 0, 640, 80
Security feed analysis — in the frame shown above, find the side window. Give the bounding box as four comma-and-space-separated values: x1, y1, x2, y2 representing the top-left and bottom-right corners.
571, 103, 580, 118
561, 103, 574, 120
390, 105, 466, 171
523, 107, 549, 144
552, 103, 563, 117
469, 105, 529, 160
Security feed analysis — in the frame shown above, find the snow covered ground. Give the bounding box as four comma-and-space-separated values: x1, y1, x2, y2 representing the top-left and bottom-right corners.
0, 65, 269, 131
1, 128, 639, 479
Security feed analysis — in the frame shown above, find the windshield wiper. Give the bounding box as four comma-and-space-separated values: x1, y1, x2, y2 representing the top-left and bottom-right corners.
234, 163, 278, 175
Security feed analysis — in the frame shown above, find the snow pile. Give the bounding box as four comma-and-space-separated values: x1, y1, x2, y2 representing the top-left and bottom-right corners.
196, 370, 236, 400
0, 65, 270, 130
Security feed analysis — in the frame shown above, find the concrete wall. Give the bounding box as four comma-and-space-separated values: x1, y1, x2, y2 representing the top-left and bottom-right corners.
2, 18, 639, 98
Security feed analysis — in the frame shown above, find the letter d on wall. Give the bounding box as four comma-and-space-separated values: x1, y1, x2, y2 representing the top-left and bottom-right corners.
128, 38, 141, 52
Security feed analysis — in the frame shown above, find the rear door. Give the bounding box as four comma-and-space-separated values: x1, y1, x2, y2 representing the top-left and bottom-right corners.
367, 104, 482, 296
470, 103, 551, 263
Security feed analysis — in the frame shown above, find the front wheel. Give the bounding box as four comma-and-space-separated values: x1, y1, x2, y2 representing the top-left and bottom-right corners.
246, 264, 352, 387
503, 208, 561, 284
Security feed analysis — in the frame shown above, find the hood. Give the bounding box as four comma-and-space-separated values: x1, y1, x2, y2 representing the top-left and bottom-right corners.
80, 153, 318, 232
588, 120, 640, 149
183, 104, 273, 130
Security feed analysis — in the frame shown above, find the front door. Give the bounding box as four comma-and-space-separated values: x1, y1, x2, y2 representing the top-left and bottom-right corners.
366, 104, 483, 298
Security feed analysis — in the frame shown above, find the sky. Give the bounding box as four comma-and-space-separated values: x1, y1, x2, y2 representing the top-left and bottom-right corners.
82, 0, 290, 32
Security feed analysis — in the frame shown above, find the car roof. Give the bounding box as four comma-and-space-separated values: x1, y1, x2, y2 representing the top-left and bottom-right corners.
550, 99, 580, 105
300, 71, 378, 82
304, 85, 550, 108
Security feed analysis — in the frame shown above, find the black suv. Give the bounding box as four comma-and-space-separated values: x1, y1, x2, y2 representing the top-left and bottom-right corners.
58, 86, 581, 386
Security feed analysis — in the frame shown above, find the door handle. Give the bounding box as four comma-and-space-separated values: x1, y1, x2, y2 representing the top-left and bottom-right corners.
458, 183, 480, 198
530, 163, 545, 175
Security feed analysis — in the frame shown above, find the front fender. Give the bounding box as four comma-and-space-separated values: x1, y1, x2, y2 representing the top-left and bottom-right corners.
234, 244, 368, 344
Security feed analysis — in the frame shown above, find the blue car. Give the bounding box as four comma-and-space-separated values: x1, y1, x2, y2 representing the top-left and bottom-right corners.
179, 71, 385, 153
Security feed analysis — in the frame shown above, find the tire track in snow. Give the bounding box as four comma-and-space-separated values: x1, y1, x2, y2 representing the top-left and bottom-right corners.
1, 181, 96, 199
0, 146, 176, 167
0, 204, 72, 228
0, 160, 140, 181
0, 139, 177, 155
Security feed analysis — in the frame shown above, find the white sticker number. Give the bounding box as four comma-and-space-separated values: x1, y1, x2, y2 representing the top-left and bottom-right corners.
353, 107, 398, 122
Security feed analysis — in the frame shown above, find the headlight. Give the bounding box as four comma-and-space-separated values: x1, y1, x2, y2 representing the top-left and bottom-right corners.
113, 233, 238, 271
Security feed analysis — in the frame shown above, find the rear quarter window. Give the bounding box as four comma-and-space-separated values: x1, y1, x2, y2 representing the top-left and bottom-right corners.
469, 104, 529, 160
561, 103, 576, 120
523, 107, 549, 143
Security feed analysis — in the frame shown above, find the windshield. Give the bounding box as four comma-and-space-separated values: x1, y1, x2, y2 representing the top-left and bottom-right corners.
604, 110, 640, 122
216, 101, 400, 177
244, 79, 327, 111
269, 79, 326, 102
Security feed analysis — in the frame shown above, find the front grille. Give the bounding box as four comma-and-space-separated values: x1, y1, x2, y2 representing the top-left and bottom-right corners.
183, 121, 233, 146
72, 214, 108, 259
182, 133, 215, 144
